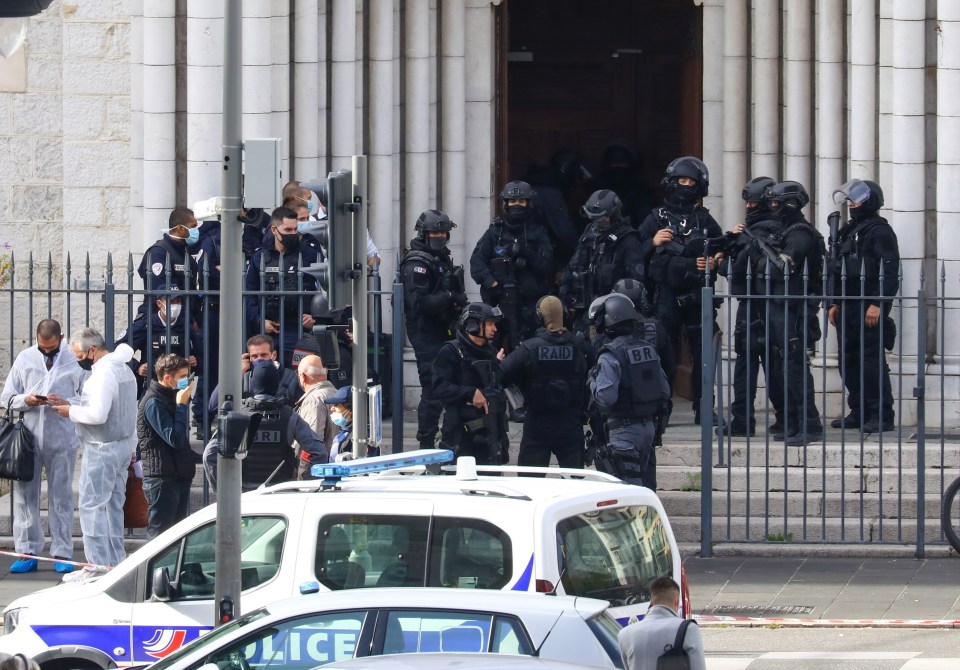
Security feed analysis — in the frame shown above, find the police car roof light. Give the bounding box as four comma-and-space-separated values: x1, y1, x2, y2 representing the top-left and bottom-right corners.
310, 448, 454, 480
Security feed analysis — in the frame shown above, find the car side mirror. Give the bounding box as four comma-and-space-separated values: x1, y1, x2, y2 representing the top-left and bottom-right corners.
152, 566, 174, 602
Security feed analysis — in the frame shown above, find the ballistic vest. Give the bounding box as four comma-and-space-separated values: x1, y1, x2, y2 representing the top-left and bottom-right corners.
519, 331, 588, 413
241, 396, 298, 487
600, 335, 668, 420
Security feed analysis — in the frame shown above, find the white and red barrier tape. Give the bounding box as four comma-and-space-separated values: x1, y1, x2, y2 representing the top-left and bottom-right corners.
0, 550, 112, 573
694, 613, 960, 628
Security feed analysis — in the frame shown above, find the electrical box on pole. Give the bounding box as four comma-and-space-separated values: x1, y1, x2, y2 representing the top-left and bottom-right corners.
303, 169, 356, 312
243, 138, 283, 208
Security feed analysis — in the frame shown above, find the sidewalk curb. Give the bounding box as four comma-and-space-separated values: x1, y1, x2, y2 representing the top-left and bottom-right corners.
695, 614, 960, 629
679, 542, 957, 559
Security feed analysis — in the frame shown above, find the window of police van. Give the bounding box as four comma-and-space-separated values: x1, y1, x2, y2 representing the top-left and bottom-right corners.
556, 505, 672, 606
147, 516, 287, 599
315, 515, 511, 590
380, 610, 531, 655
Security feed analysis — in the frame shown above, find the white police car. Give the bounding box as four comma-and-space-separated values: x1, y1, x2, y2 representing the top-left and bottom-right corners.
0, 451, 687, 669
130, 588, 623, 670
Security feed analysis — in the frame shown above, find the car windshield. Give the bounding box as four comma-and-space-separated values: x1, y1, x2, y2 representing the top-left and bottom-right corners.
586, 612, 626, 669
557, 505, 672, 607
147, 609, 271, 670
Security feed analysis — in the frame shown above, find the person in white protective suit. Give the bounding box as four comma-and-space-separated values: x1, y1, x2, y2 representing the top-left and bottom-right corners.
0, 320, 86, 575
52, 329, 138, 582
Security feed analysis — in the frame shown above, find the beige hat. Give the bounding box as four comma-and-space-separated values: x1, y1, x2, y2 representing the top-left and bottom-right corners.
538, 295, 566, 333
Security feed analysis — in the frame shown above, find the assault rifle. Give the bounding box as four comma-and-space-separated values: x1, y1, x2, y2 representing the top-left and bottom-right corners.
825, 210, 840, 301
491, 253, 522, 352
471, 359, 509, 465
739, 225, 786, 273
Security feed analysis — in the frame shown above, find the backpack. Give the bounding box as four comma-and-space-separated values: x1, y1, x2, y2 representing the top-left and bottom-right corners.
656, 619, 697, 670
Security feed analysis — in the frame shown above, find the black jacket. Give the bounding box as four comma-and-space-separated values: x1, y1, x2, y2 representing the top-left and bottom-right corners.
138, 380, 196, 480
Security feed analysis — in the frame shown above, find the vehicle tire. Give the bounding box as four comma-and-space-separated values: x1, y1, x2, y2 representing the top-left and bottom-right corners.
942, 475, 960, 555
39, 659, 105, 670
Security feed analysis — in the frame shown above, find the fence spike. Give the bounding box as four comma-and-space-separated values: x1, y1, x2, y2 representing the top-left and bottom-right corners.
65, 252, 71, 272
85, 252, 90, 271
127, 252, 134, 273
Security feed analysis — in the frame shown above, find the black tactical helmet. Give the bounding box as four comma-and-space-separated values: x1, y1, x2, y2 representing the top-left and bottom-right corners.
764, 181, 809, 212
582, 189, 623, 227
458, 302, 502, 337
612, 278, 653, 317
833, 178, 884, 215
500, 180, 536, 206
662, 156, 710, 198
601, 141, 639, 169
415, 209, 456, 239
742, 176, 776, 203
600, 293, 638, 331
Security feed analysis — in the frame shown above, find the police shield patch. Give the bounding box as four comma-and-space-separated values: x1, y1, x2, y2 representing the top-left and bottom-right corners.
152, 263, 164, 276
413, 266, 427, 274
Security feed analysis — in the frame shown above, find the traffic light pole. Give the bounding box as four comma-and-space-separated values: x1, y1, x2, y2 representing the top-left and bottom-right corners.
351, 156, 369, 458
214, 0, 243, 626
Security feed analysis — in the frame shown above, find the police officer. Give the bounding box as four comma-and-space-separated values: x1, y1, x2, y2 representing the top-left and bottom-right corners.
753, 181, 824, 445
559, 190, 645, 333
500, 295, 594, 471
611, 278, 675, 382
589, 140, 654, 229
205, 334, 304, 415
432, 303, 509, 465
116, 292, 202, 397
723, 177, 785, 436
588, 294, 670, 490
638, 156, 724, 425
245, 206, 323, 368
202, 360, 327, 492
470, 181, 555, 353
193, 213, 222, 438
828, 179, 900, 433
526, 148, 591, 269
400, 210, 467, 449
137, 206, 201, 324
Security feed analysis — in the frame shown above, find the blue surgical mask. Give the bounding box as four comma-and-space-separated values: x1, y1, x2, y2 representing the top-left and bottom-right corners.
331, 411, 348, 427
176, 376, 190, 390
307, 199, 315, 213
297, 221, 311, 234
185, 226, 200, 245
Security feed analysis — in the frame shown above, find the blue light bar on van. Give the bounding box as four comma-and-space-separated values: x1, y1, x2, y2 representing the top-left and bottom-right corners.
310, 448, 454, 480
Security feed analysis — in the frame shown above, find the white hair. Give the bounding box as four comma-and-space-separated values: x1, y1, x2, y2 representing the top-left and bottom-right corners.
69, 327, 106, 352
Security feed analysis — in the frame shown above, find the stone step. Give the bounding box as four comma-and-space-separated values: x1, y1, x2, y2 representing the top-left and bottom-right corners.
657, 440, 960, 469
657, 489, 947, 521
655, 464, 960, 495
666, 513, 949, 544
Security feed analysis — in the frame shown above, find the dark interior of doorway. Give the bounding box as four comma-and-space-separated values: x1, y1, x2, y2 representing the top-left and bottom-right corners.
500, 0, 703, 217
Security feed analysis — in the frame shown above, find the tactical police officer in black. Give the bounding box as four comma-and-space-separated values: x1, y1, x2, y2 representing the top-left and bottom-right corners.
432, 303, 510, 465
723, 177, 785, 436
245, 206, 323, 368
500, 295, 594, 471
400, 210, 468, 449
560, 190, 645, 333
588, 294, 671, 490
470, 181, 555, 353
752, 181, 824, 445
638, 157, 724, 425
526, 149, 591, 269
828, 179, 900, 433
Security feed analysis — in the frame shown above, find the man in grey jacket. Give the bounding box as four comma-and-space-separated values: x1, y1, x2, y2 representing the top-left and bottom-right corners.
618, 576, 705, 670
294, 354, 338, 478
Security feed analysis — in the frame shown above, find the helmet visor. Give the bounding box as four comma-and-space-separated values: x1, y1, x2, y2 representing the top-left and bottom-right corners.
582, 202, 607, 219
833, 179, 871, 207
587, 294, 610, 322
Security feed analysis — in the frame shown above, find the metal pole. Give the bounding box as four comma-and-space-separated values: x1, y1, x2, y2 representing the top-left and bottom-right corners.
214, 0, 244, 626
700, 286, 714, 558
915, 288, 927, 558
391, 276, 405, 453
351, 156, 369, 458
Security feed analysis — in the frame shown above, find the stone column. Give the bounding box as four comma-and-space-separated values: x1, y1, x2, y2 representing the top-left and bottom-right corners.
439, 0, 466, 264
130, 0, 143, 255
721, 0, 748, 231
272, 2, 291, 176
849, 0, 878, 179
369, 0, 396, 274
463, 0, 496, 290
241, 0, 272, 140
186, 1, 223, 207
403, 0, 431, 231
137, 0, 175, 253
783, 0, 812, 200
293, 0, 321, 180
751, 0, 780, 179
816, 0, 844, 229
701, 0, 724, 218
331, 0, 357, 168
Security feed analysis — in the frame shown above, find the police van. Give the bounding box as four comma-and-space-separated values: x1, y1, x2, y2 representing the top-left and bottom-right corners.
0, 450, 688, 670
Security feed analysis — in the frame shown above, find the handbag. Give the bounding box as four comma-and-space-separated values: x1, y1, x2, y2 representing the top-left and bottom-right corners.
0, 398, 36, 481
124, 466, 149, 528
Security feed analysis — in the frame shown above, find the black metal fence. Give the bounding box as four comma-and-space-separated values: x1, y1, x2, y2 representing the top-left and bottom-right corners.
698, 261, 959, 555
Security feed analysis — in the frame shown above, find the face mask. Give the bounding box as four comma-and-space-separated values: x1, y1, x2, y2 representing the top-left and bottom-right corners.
669, 184, 699, 207
744, 204, 769, 226
427, 236, 448, 252
39, 343, 60, 357
331, 411, 348, 427
297, 221, 311, 234
279, 232, 300, 252
175, 226, 200, 245
307, 199, 314, 213
77, 355, 94, 371
504, 205, 531, 227
160, 303, 182, 323
176, 376, 190, 390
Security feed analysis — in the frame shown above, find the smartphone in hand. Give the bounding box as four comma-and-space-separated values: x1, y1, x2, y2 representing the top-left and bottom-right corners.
34, 395, 48, 403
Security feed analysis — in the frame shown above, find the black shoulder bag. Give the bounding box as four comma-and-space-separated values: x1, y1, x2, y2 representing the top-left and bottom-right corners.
0, 398, 36, 481
657, 619, 697, 670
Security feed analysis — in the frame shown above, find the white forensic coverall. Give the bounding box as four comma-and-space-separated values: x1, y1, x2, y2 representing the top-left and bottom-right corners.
67, 343, 138, 568
0, 345, 85, 560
